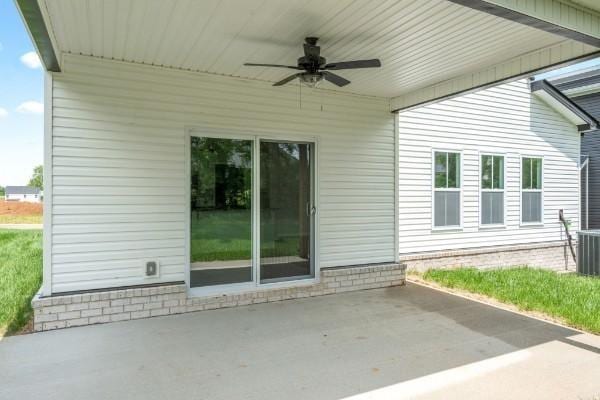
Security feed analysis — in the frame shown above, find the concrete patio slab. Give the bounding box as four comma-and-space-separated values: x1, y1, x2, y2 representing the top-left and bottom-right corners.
1, 284, 599, 400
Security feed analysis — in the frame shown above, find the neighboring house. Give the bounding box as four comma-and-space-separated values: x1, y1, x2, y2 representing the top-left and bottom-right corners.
4, 186, 42, 203
15, 0, 600, 332
548, 70, 600, 229
398, 78, 589, 270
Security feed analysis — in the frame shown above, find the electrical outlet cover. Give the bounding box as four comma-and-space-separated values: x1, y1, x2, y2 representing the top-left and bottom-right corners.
144, 260, 160, 277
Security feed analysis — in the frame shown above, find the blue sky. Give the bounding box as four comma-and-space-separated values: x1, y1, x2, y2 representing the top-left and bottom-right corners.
0, 1, 44, 187
536, 58, 600, 80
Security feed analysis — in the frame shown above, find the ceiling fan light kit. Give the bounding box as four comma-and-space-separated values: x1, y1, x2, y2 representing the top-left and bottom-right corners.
244, 37, 381, 88
299, 73, 323, 88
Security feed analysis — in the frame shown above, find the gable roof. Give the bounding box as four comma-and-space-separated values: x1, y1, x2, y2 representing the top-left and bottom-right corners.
550, 68, 600, 96
5, 186, 41, 195
530, 79, 599, 133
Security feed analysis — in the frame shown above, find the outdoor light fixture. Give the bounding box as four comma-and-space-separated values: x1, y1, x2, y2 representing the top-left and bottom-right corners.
299, 72, 323, 88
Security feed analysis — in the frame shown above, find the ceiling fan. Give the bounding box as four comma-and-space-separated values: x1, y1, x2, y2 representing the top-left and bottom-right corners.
244, 37, 381, 88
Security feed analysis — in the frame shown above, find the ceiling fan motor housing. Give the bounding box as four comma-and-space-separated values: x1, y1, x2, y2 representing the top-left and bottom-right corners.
297, 56, 326, 72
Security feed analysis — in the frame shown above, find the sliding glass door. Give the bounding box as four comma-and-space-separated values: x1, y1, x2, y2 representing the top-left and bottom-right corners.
189, 135, 315, 290
190, 137, 253, 288
260, 141, 314, 283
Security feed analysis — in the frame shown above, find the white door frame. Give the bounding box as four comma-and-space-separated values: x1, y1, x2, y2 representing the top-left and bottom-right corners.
185, 127, 319, 298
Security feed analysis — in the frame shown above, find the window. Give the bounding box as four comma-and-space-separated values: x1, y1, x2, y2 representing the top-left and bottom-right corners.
480, 155, 504, 225
433, 151, 461, 228
521, 157, 543, 224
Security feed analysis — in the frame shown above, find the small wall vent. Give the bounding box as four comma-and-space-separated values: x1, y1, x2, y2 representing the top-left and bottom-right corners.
145, 260, 159, 277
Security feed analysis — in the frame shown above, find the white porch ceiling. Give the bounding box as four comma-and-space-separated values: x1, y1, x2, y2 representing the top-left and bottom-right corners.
40, 0, 594, 99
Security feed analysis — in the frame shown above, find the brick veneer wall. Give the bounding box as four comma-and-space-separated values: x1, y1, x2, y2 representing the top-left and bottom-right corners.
400, 241, 575, 272
32, 263, 407, 332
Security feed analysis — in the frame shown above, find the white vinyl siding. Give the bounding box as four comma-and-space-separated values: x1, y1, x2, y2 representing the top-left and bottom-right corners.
397, 79, 580, 255
48, 54, 395, 293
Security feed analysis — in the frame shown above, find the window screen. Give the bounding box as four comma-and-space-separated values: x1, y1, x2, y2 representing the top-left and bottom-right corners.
481, 155, 504, 225
521, 157, 542, 223
434, 151, 461, 227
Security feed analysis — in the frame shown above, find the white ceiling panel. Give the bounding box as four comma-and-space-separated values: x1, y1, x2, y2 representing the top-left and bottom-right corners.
42, 0, 571, 98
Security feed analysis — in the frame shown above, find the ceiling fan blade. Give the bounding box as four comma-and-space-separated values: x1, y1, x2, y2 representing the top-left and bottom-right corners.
244, 63, 301, 69
273, 73, 301, 86
322, 71, 350, 87
323, 59, 381, 70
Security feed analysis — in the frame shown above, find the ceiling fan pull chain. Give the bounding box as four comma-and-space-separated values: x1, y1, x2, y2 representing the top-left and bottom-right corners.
320, 89, 324, 112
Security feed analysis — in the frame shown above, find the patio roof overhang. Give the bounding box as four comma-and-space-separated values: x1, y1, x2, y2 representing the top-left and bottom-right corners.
15, 0, 600, 112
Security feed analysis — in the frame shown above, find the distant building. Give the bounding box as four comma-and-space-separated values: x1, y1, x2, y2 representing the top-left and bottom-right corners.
4, 186, 42, 203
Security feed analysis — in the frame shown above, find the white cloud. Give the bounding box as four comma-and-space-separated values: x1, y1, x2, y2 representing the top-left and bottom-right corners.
16, 101, 44, 114
20, 51, 42, 69
0, 108, 7, 118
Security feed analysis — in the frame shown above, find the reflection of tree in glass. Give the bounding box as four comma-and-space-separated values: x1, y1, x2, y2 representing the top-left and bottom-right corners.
191, 137, 252, 212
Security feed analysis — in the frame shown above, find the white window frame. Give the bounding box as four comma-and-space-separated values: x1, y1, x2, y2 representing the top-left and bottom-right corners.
520, 155, 544, 226
479, 152, 506, 228
431, 149, 463, 231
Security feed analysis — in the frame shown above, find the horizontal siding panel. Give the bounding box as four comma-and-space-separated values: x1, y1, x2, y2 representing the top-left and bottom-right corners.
50, 54, 395, 292
53, 186, 185, 196
53, 257, 184, 274
53, 230, 185, 244
53, 167, 185, 179
53, 176, 185, 188
53, 205, 184, 215
52, 222, 184, 235
53, 238, 184, 254
53, 195, 185, 206
53, 213, 185, 225
397, 79, 580, 255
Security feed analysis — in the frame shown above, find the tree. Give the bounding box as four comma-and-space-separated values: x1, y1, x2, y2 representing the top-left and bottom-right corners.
0, 186, 4, 197
28, 165, 43, 189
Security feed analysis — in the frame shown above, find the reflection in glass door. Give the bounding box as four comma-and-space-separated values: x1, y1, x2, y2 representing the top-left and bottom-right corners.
259, 141, 314, 283
190, 137, 253, 287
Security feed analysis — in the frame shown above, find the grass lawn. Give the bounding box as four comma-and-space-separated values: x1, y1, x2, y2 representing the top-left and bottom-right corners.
0, 214, 42, 224
191, 209, 299, 262
422, 267, 600, 334
0, 229, 43, 335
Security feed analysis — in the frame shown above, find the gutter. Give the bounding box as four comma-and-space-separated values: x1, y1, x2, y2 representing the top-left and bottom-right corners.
14, 0, 61, 72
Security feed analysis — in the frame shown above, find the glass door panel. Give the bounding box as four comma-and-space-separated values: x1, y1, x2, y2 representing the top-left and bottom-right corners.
190, 137, 253, 288
259, 141, 314, 283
